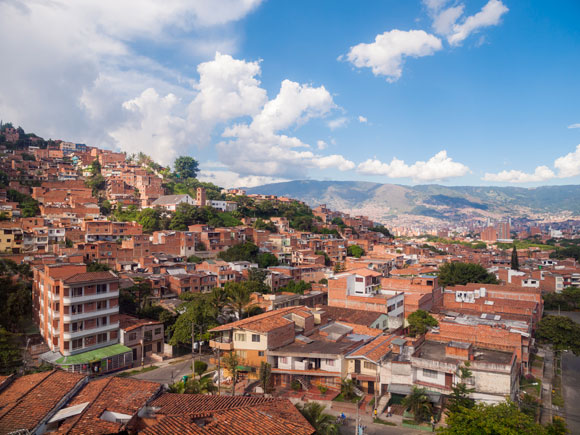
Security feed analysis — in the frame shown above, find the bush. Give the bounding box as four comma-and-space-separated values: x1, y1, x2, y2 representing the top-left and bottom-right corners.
291, 380, 302, 391
194, 360, 208, 377
318, 385, 328, 394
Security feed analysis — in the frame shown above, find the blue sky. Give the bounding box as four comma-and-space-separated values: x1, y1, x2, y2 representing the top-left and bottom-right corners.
1, 0, 579, 187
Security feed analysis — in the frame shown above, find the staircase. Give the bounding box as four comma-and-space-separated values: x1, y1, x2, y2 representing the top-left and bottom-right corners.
377, 393, 391, 414
294, 375, 311, 390
353, 385, 364, 397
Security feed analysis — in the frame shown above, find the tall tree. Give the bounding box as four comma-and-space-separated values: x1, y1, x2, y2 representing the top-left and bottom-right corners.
173, 156, 200, 179
226, 282, 254, 320
447, 362, 475, 413
536, 315, 580, 355
259, 361, 272, 395
511, 245, 520, 270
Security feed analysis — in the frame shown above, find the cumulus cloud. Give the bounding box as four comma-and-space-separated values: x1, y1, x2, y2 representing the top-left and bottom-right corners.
0, 0, 262, 146
357, 150, 469, 181
198, 169, 288, 188
216, 79, 354, 179
568, 123, 580, 129
447, 0, 508, 46
327, 117, 349, 130
483, 144, 580, 183
344, 29, 442, 82
317, 140, 328, 150
423, 0, 508, 45
358, 116, 368, 123
483, 166, 555, 183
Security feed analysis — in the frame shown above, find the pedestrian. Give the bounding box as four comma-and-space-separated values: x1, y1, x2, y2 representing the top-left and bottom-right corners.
387, 405, 392, 417
374, 408, 377, 419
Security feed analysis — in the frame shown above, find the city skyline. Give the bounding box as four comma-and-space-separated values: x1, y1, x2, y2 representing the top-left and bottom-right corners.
1, 0, 579, 188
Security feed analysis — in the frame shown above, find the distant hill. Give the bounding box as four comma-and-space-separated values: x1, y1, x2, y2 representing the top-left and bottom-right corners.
245, 180, 580, 222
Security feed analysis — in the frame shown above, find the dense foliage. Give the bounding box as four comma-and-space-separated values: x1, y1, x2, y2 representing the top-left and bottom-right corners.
297, 402, 338, 435
543, 286, 580, 311
347, 244, 364, 258
536, 315, 580, 355
7, 189, 40, 217
437, 262, 499, 287
173, 156, 200, 180
407, 310, 438, 337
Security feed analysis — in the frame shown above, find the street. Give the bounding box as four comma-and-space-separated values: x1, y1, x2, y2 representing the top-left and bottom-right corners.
132, 354, 213, 385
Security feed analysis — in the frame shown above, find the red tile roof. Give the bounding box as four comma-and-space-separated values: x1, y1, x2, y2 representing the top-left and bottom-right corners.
210, 306, 311, 333
64, 271, 118, 284
0, 370, 85, 435
143, 394, 314, 435
118, 314, 162, 332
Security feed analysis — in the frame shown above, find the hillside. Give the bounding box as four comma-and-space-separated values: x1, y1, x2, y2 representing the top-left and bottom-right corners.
245, 180, 580, 222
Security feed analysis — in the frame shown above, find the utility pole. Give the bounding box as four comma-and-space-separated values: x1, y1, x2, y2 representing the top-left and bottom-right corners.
217, 348, 221, 395
191, 321, 195, 374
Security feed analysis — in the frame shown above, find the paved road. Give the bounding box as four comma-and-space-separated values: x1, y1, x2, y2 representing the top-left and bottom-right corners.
561, 351, 580, 434
545, 311, 580, 432
132, 354, 213, 384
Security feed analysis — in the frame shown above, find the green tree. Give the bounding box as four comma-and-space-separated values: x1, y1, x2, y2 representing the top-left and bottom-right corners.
407, 310, 438, 337
173, 156, 200, 179
402, 386, 432, 424
218, 242, 259, 263
86, 262, 111, 272
315, 250, 331, 266
347, 244, 365, 258
169, 295, 219, 347
222, 352, 241, 396
226, 282, 254, 320
511, 245, 520, 270
259, 361, 272, 395
137, 207, 162, 232
340, 378, 356, 400
194, 360, 208, 379
257, 252, 279, 268
169, 376, 216, 394
439, 401, 547, 435
296, 402, 338, 435
447, 362, 475, 414
0, 328, 22, 375
543, 286, 580, 311
536, 315, 580, 355
437, 262, 499, 287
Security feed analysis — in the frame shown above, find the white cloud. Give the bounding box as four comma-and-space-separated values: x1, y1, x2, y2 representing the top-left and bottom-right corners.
433, 5, 465, 35
447, 0, 509, 46
483, 166, 555, 183
554, 144, 580, 178
358, 115, 368, 123
357, 150, 469, 181
198, 170, 287, 188
344, 29, 442, 82
0, 0, 262, 147
483, 144, 580, 183
317, 140, 328, 150
568, 123, 580, 129
216, 79, 354, 178
327, 117, 349, 130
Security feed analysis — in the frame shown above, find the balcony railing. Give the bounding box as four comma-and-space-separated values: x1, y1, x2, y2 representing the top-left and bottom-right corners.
209, 336, 233, 351
62, 290, 119, 305
63, 322, 119, 340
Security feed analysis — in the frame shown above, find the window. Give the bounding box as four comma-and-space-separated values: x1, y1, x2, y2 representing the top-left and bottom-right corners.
397, 300, 404, 308
423, 368, 438, 379
72, 338, 83, 350
279, 357, 288, 364
382, 320, 387, 327
258, 351, 264, 357
327, 359, 335, 367
144, 344, 152, 353
71, 322, 83, 332
144, 331, 153, 342
71, 304, 83, 314
363, 361, 374, 370
96, 300, 107, 310
72, 287, 83, 297
154, 328, 162, 336
96, 317, 108, 327
235, 333, 246, 342
128, 332, 137, 341
251, 334, 260, 343
96, 284, 107, 294
97, 333, 108, 343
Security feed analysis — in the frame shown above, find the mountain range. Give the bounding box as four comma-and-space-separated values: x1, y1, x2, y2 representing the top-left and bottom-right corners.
245, 180, 580, 223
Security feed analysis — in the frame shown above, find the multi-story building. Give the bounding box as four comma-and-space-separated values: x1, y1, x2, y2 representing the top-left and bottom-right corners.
119, 314, 165, 364
33, 263, 132, 374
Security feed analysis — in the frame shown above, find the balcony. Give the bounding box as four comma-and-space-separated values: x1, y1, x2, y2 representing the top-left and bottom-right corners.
63, 306, 118, 321
63, 322, 119, 340
62, 290, 119, 305
209, 336, 233, 351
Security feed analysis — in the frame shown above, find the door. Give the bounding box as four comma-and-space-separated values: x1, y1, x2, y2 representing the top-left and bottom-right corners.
355, 360, 361, 374
445, 373, 453, 389
368, 381, 375, 394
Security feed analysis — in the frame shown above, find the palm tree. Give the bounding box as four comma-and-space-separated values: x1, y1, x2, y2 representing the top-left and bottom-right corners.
297, 402, 338, 435
168, 376, 216, 394
209, 287, 229, 313
402, 386, 433, 424
226, 282, 254, 320
341, 378, 356, 400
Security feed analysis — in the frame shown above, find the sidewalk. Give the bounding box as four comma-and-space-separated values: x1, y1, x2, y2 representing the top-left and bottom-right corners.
540, 348, 553, 425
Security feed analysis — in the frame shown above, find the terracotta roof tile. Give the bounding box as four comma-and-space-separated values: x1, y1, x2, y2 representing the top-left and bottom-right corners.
0, 370, 85, 435
64, 271, 118, 284
210, 306, 309, 333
